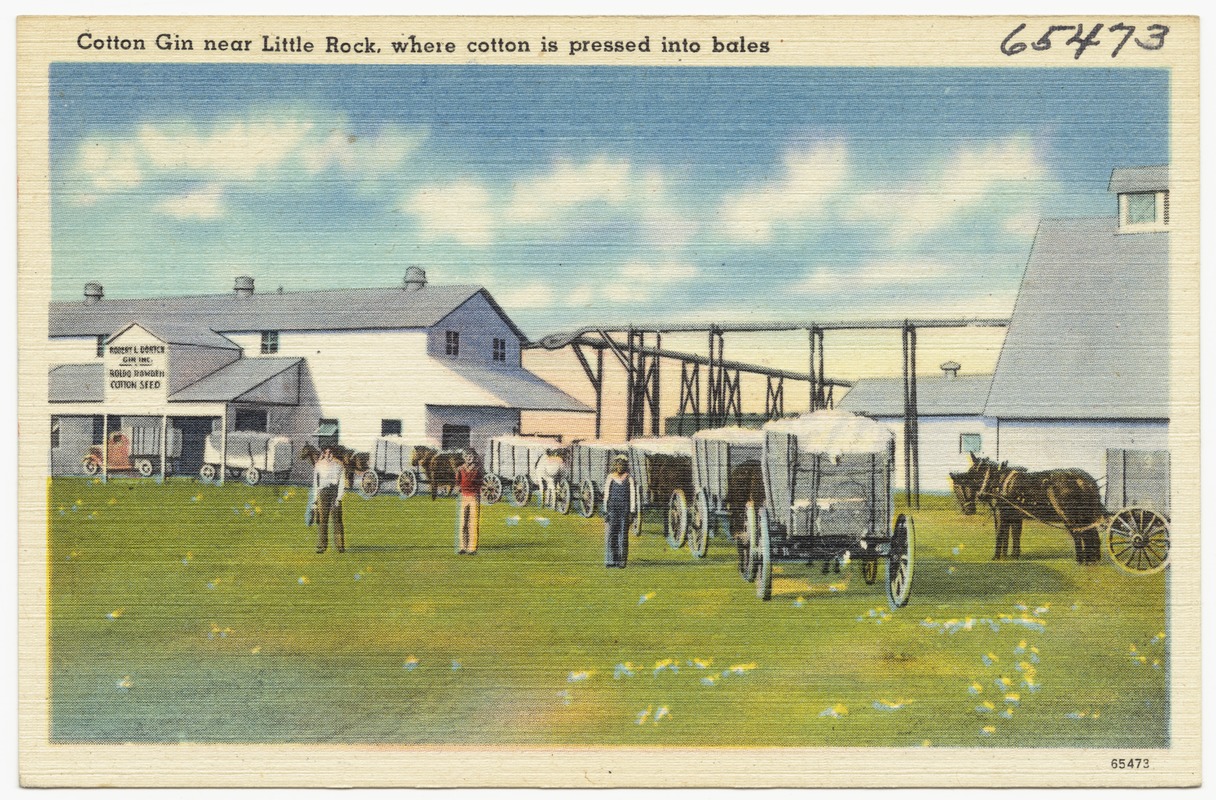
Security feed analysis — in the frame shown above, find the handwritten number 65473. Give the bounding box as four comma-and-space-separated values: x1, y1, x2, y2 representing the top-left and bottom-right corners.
1002, 22, 1169, 58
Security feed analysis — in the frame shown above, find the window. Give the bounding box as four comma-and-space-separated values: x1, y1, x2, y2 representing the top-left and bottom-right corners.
441, 424, 470, 451
96, 334, 107, 358
51, 417, 60, 450
316, 418, 340, 449
1126, 192, 1158, 225
493, 338, 507, 362
234, 409, 268, 432
260, 331, 279, 355
92, 416, 105, 445
960, 433, 982, 454
381, 419, 402, 437
445, 330, 460, 357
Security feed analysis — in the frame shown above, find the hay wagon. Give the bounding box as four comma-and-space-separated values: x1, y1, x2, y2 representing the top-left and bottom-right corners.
200, 431, 294, 486
1104, 448, 1170, 574
484, 435, 568, 510
745, 411, 914, 608
689, 426, 766, 559
569, 439, 628, 518
82, 425, 184, 477
626, 436, 698, 545
366, 435, 442, 498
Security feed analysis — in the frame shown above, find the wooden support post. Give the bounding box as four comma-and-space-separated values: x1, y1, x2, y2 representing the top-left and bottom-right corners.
219, 407, 227, 486
101, 413, 109, 484
160, 414, 168, 481
595, 348, 603, 440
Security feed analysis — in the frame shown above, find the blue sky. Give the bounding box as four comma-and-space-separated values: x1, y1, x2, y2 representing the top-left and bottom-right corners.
50, 64, 1169, 335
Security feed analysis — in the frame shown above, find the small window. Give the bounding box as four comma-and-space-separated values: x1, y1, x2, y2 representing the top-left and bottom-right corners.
381, 419, 402, 437
51, 417, 60, 450
441, 424, 470, 451
493, 338, 507, 362
445, 331, 460, 357
316, 418, 340, 449
1126, 192, 1158, 225
96, 334, 108, 358
260, 331, 279, 355
92, 416, 105, 445
235, 409, 268, 432
960, 433, 982, 454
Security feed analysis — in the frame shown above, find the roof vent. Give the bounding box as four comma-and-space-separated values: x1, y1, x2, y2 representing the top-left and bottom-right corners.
403, 266, 427, 291
83, 282, 104, 305
234, 276, 255, 298
940, 361, 961, 379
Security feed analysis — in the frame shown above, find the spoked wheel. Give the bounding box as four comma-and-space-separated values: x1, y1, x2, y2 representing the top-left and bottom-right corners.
688, 490, 710, 559
398, 470, 418, 499
738, 501, 759, 581
199, 463, 217, 482
756, 507, 773, 601
861, 558, 879, 585
359, 471, 380, 498
629, 480, 642, 537
666, 489, 688, 549
577, 479, 596, 518
481, 473, 502, 505
243, 467, 261, 486
554, 478, 572, 515
886, 514, 915, 609
82, 456, 101, 476
1107, 507, 1170, 574
509, 475, 531, 507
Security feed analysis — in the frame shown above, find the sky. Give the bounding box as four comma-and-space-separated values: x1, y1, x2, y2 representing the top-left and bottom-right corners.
50, 64, 1169, 338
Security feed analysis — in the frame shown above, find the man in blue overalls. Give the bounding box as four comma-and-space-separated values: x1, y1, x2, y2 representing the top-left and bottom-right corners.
604, 455, 634, 568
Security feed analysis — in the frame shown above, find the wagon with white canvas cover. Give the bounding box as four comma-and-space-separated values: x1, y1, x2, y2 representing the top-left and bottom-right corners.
748, 411, 913, 607
200, 431, 294, 486
366, 435, 442, 498
626, 436, 698, 545
484, 434, 568, 509
688, 426, 766, 559
568, 439, 628, 518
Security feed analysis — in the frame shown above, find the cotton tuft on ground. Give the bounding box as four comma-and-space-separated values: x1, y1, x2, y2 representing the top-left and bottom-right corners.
49, 478, 1167, 747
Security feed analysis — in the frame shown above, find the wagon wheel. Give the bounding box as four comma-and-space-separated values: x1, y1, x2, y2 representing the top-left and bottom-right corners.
1107, 507, 1170, 575
480, 473, 501, 504
398, 470, 418, 499
756, 507, 773, 601
738, 501, 759, 582
554, 478, 572, 515
860, 558, 879, 585
577, 479, 596, 518
688, 489, 710, 559
629, 479, 642, 537
359, 470, 380, 498
82, 456, 101, 476
244, 467, 261, 486
666, 489, 688, 549
509, 475, 531, 507
886, 514, 915, 609
199, 463, 216, 482
134, 458, 154, 478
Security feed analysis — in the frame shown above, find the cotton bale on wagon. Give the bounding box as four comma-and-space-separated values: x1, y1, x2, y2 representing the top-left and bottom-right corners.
484, 435, 568, 509
201, 431, 294, 486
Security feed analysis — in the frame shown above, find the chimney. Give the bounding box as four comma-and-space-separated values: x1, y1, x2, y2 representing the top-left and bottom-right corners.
940, 361, 961, 379
403, 266, 427, 291
83, 282, 104, 305
234, 276, 254, 298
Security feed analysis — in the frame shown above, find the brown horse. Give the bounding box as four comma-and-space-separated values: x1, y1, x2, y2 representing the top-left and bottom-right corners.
299, 443, 369, 485
951, 454, 1105, 564
725, 460, 765, 540
646, 453, 694, 503
412, 446, 462, 499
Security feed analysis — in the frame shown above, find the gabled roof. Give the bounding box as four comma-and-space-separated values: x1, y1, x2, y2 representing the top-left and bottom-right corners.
435, 359, 591, 413
984, 218, 1168, 420
1108, 165, 1168, 194
112, 320, 240, 350
49, 285, 526, 340
837, 374, 993, 417
167, 357, 303, 403
49, 363, 104, 403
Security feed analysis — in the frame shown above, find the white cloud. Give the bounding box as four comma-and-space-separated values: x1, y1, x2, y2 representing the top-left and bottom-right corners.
797, 260, 951, 293
495, 281, 556, 309
506, 157, 632, 224
620, 260, 697, 282
405, 180, 496, 247
156, 186, 225, 220
75, 140, 142, 192
718, 141, 850, 242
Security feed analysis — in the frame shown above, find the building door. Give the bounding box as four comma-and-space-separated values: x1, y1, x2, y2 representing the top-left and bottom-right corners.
441, 424, 471, 452
173, 417, 218, 478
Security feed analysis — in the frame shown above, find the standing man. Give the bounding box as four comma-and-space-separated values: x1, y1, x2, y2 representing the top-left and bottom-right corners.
455, 449, 482, 554
313, 446, 345, 554
604, 455, 634, 568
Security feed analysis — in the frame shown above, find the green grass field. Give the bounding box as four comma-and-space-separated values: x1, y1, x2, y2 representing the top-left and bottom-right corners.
48, 477, 1168, 747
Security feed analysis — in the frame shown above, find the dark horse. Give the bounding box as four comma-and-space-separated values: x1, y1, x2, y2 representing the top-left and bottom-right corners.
411, 446, 463, 499
299, 442, 369, 485
950, 454, 1105, 564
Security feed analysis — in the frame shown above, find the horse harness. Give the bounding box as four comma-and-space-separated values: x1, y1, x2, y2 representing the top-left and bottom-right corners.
977, 466, 1106, 534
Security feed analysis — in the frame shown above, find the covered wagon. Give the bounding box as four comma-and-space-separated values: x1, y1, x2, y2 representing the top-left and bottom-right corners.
201, 431, 294, 486
369, 435, 442, 498
689, 426, 765, 558
484, 435, 568, 509
568, 439, 628, 518
626, 436, 697, 545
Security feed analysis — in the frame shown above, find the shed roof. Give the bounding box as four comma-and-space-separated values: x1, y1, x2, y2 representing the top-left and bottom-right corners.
167, 357, 303, 403
984, 218, 1168, 419
49, 363, 104, 403
1108, 165, 1168, 194
837, 374, 993, 417
50, 285, 527, 341
436, 359, 592, 413
113, 320, 240, 350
